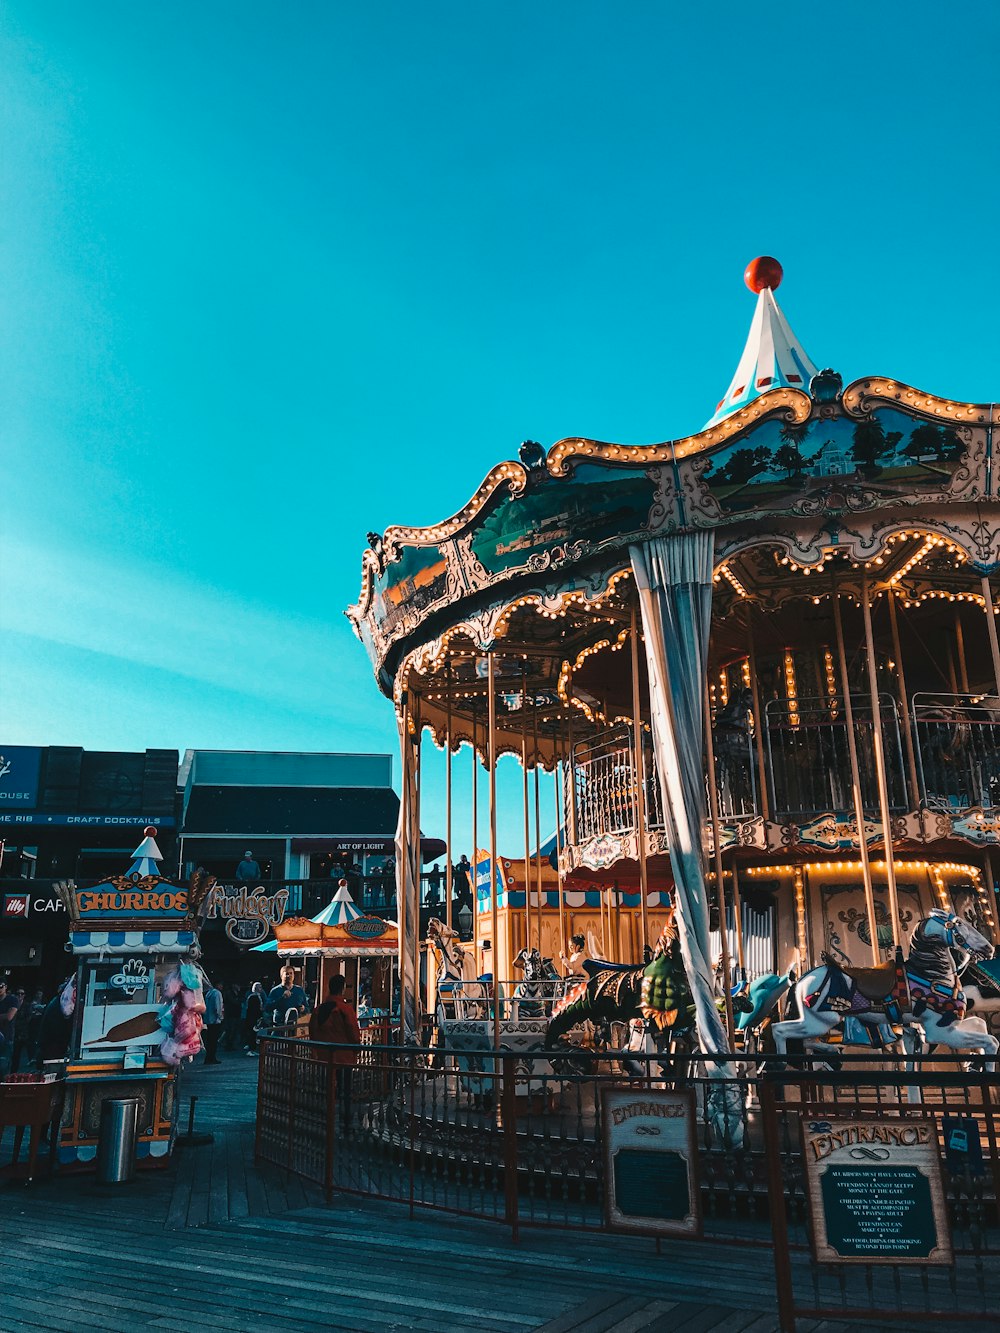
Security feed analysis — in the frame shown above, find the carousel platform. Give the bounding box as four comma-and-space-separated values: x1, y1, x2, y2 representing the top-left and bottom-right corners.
4, 1056, 990, 1332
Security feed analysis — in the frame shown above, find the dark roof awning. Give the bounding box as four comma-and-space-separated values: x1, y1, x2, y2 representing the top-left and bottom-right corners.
181, 785, 401, 837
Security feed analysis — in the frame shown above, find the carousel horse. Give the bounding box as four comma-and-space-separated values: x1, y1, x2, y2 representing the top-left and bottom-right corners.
712, 688, 755, 814
426, 916, 484, 1018
734, 967, 797, 1053
771, 907, 998, 1069
955, 955, 1000, 1029
545, 913, 695, 1048
512, 948, 562, 1019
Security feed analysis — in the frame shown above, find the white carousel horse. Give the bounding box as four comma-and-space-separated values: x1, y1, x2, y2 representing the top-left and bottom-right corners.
426, 916, 486, 1019
771, 907, 998, 1070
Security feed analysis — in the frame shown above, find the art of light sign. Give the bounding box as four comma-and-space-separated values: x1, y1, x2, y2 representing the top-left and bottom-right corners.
203, 884, 289, 947
802, 1116, 952, 1265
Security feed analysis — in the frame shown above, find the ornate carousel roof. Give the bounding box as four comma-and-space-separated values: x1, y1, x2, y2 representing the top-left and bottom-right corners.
347, 259, 997, 765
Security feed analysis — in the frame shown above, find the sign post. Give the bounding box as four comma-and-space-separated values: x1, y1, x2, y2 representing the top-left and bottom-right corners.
601, 1088, 700, 1237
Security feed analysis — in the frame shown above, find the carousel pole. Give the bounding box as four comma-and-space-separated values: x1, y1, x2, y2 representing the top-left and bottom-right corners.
472, 705, 479, 958
887, 592, 921, 809
981, 575, 1000, 699
445, 659, 453, 933
729, 858, 747, 978
487, 651, 501, 1051
521, 661, 532, 956
533, 700, 544, 954
954, 609, 970, 693
704, 679, 736, 1047
629, 606, 651, 950
413, 691, 423, 1038
397, 691, 411, 1037
860, 573, 901, 950
553, 753, 567, 971
744, 607, 771, 821
832, 584, 882, 965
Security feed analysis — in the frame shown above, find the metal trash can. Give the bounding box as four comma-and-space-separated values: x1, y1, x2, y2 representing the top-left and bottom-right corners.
96, 1097, 140, 1185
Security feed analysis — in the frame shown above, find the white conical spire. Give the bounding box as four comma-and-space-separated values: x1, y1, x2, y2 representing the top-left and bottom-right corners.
312, 881, 363, 926
705, 258, 818, 428
126, 826, 163, 877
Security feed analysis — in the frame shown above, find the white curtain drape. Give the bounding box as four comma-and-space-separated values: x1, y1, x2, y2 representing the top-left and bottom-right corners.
394, 715, 419, 1041
630, 533, 741, 1140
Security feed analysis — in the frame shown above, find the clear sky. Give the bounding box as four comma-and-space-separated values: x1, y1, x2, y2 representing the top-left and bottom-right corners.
2, 2, 998, 855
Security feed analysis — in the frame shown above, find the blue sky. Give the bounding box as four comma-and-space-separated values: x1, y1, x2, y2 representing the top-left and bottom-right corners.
2, 2, 998, 854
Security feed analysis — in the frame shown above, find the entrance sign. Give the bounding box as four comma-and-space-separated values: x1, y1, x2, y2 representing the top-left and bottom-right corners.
802, 1116, 952, 1265
601, 1088, 700, 1237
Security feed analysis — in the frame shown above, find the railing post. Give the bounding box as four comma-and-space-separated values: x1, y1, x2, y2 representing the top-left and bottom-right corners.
324, 1046, 336, 1201
254, 1036, 267, 1165
759, 1077, 797, 1333
286, 1040, 297, 1175
501, 1053, 519, 1242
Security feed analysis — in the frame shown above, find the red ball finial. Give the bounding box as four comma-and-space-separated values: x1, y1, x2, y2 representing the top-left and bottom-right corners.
744, 256, 783, 293
143, 826, 157, 837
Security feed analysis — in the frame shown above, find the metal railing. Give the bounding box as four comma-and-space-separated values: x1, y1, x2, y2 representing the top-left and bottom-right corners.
913, 692, 1000, 813
567, 725, 663, 844
763, 693, 907, 821
256, 1040, 999, 1328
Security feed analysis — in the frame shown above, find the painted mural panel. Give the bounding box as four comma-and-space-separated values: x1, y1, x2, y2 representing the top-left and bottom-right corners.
371, 543, 452, 639
701, 409, 968, 513
469, 465, 656, 577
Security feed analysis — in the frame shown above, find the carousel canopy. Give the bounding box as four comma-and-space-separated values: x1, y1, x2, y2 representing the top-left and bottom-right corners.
312, 883, 363, 925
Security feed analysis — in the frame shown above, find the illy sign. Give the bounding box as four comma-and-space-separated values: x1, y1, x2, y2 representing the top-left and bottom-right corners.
3, 893, 29, 919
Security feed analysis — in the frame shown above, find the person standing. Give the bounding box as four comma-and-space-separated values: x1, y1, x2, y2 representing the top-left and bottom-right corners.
203, 980, 224, 1064
26, 988, 45, 1068
309, 974, 361, 1131
264, 965, 311, 1031
236, 850, 261, 882
0, 979, 20, 1079
11, 988, 30, 1071
222, 983, 243, 1050
242, 981, 266, 1054
453, 854, 472, 909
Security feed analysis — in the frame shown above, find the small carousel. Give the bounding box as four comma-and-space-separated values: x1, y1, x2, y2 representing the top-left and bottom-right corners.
269, 882, 399, 1029
348, 256, 1000, 1065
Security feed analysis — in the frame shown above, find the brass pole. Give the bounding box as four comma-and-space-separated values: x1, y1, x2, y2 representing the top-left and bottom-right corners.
398, 692, 410, 1035
704, 680, 736, 1046
887, 592, 920, 809
730, 858, 747, 975
445, 660, 453, 933
954, 609, 970, 693
629, 606, 651, 951
860, 574, 901, 950
745, 607, 771, 821
472, 706, 479, 958
532, 701, 544, 954
553, 754, 567, 971
413, 692, 423, 1038
487, 652, 501, 1051
981, 575, 1000, 699
613, 879, 622, 963
832, 587, 882, 965
521, 661, 532, 958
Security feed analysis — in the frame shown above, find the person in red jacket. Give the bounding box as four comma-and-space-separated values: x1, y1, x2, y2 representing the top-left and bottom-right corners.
309, 973, 362, 1132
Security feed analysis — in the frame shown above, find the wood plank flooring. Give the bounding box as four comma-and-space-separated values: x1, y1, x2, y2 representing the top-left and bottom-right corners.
0, 1054, 995, 1332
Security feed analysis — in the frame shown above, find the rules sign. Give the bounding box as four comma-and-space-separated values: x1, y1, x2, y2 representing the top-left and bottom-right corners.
802, 1116, 952, 1265
601, 1088, 700, 1238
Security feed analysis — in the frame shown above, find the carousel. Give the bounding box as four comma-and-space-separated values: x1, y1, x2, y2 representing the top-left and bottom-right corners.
347, 256, 1000, 1065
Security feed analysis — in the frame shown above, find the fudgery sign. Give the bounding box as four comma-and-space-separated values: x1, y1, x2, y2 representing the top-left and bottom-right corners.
802, 1116, 952, 1265
202, 884, 289, 947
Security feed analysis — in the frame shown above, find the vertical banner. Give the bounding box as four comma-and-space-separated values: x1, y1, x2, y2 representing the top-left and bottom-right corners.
394, 713, 419, 1041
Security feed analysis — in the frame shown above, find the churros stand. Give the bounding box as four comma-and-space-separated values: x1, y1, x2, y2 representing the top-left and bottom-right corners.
56, 828, 209, 1170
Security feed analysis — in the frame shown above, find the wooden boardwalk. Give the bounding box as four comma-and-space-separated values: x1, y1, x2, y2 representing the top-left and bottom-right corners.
0, 1056, 994, 1333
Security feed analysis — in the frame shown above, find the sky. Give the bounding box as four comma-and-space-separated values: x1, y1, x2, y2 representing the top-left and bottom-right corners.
2, 1, 999, 856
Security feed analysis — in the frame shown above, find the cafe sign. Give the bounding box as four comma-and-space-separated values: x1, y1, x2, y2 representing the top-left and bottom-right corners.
601, 1088, 701, 1238
203, 884, 289, 947
802, 1116, 952, 1265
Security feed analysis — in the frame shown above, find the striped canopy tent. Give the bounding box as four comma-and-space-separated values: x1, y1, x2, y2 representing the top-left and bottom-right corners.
251, 883, 364, 951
